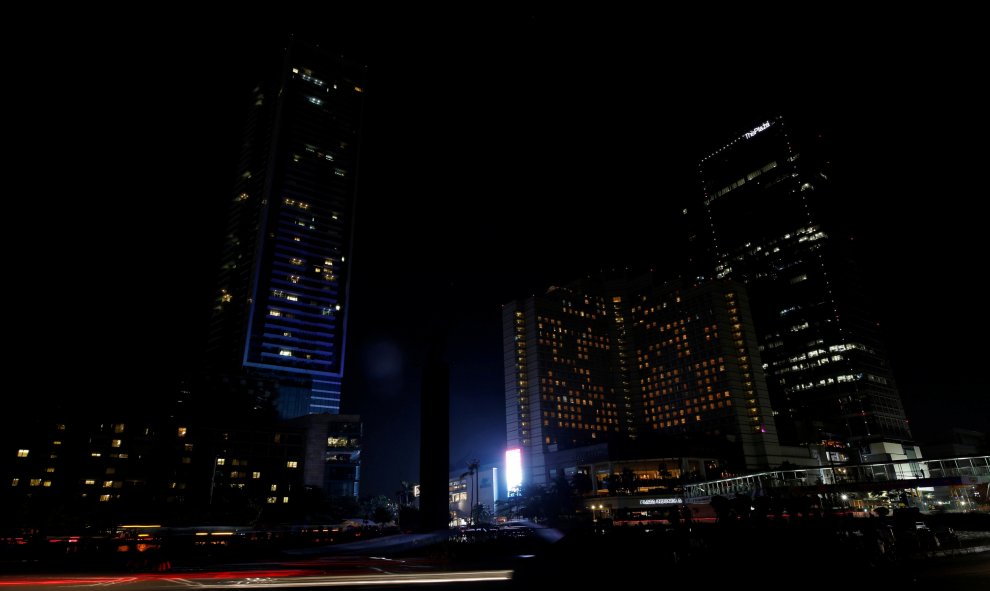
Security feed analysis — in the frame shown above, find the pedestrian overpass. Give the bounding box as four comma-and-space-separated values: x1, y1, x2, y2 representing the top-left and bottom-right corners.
681, 455, 990, 501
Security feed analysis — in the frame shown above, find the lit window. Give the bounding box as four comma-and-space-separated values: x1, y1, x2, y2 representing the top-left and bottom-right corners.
216, 458, 225, 466
42, 481, 51, 487
16, 449, 28, 458
84, 479, 96, 485
270, 484, 277, 492
177, 427, 187, 438
270, 310, 282, 317
279, 349, 293, 357
46, 467, 55, 473
30, 479, 42, 487
10, 478, 19, 486
252, 472, 261, 479
100, 494, 111, 502
286, 461, 298, 468
267, 497, 277, 504
283, 496, 290, 504
112, 439, 121, 448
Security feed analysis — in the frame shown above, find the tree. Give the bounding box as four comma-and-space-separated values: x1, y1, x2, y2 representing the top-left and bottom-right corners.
472, 503, 492, 525
396, 481, 415, 508
610, 468, 636, 496
372, 505, 393, 527
572, 472, 593, 495
710, 495, 733, 524
463, 459, 481, 524
361, 494, 394, 525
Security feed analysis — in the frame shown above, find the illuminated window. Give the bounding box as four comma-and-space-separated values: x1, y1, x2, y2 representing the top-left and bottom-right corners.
286, 461, 298, 468
10, 478, 19, 486
267, 497, 277, 504
279, 350, 293, 357
270, 484, 277, 492
177, 427, 187, 438
252, 472, 261, 479
283, 496, 290, 504
112, 439, 121, 448
46, 467, 55, 473
42, 481, 52, 487
16, 449, 28, 458
216, 458, 225, 466
84, 479, 96, 485
100, 494, 111, 502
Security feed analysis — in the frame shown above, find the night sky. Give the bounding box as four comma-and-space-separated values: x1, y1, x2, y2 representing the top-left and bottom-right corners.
11, 12, 986, 497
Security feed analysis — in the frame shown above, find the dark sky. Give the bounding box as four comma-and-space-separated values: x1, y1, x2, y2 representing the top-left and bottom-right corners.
11, 12, 987, 497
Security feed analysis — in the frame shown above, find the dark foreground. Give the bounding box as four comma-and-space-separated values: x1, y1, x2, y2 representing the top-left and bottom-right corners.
2, 516, 988, 589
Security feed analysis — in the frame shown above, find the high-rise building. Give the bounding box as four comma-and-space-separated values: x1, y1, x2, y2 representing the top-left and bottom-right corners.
286, 413, 362, 497
206, 39, 365, 418
503, 274, 782, 487
697, 116, 910, 446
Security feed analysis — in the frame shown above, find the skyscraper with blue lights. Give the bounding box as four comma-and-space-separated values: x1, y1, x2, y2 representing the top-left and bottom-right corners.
207, 39, 365, 418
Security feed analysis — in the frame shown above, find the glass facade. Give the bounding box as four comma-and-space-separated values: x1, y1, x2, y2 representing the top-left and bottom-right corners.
208, 41, 365, 417
698, 116, 910, 445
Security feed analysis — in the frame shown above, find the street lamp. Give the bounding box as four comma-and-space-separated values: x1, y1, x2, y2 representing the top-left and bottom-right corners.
592, 503, 603, 522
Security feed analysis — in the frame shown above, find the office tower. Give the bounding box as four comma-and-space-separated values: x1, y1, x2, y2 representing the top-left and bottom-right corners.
697, 116, 910, 446
503, 275, 781, 487
206, 39, 365, 418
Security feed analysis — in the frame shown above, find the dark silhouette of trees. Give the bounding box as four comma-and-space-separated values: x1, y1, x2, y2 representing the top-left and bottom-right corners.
610, 468, 636, 496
